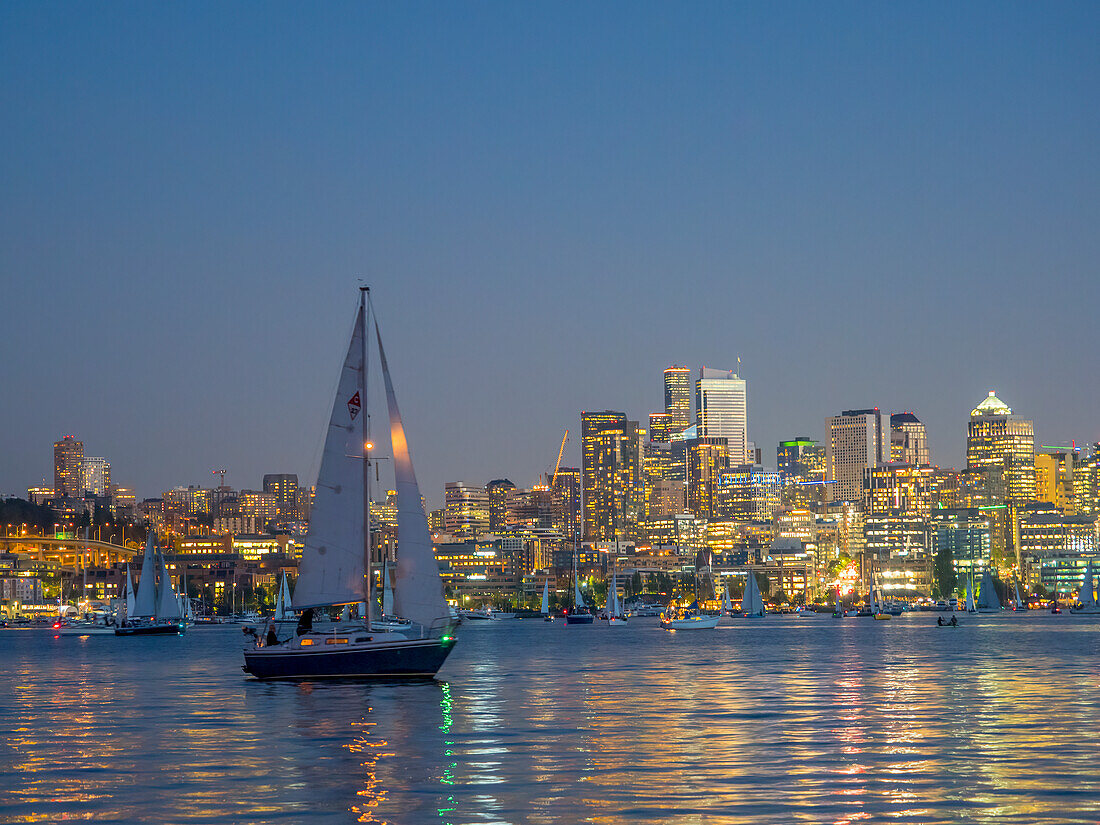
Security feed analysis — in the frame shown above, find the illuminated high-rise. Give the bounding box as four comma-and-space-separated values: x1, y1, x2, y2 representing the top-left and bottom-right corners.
695, 367, 748, 463
550, 467, 581, 538
263, 474, 300, 521
1035, 449, 1077, 514
890, 413, 930, 466
581, 411, 642, 541
663, 366, 692, 431
1074, 444, 1100, 516
826, 409, 887, 504
81, 457, 111, 497
685, 438, 729, 519
444, 481, 490, 538
486, 479, 516, 533
53, 435, 84, 498
967, 391, 1035, 560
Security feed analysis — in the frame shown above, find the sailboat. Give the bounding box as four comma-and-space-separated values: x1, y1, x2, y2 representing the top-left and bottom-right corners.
371, 558, 415, 632
606, 576, 627, 626
1012, 579, 1026, 611
741, 571, 765, 618
243, 288, 456, 679
541, 578, 553, 621
116, 533, 186, 635
975, 568, 1002, 613
565, 537, 593, 624
871, 577, 891, 620
721, 584, 735, 617
1070, 562, 1100, 614
964, 573, 977, 614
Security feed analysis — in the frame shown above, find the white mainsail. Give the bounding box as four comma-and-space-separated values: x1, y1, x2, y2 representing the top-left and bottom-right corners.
376, 322, 451, 633
1014, 580, 1024, 610
156, 547, 181, 620
294, 305, 368, 610
125, 564, 136, 616
132, 534, 158, 618
274, 572, 294, 621
609, 578, 621, 618
540, 579, 550, 615
976, 569, 1001, 611
742, 572, 764, 616
965, 576, 976, 612
722, 585, 733, 613
1079, 563, 1096, 608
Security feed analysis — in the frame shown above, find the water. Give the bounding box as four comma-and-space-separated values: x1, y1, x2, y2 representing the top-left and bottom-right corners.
1, 614, 1098, 824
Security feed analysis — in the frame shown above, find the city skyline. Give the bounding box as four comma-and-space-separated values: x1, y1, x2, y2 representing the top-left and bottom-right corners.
3, 3, 1098, 506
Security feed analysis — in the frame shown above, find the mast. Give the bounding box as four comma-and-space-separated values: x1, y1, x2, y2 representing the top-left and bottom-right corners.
361, 286, 372, 620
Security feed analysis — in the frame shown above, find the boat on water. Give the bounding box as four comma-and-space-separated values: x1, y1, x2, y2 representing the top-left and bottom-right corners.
1011, 580, 1026, 611
605, 576, 627, 626
243, 289, 456, 679
660, 600, 719, 630
116, 535, 187, 636
975, 569, 1002, 613
964, 574, 978, 614
541, 579, 553, 621
720, 584, 736, 617
741, 572, 765, 618
1070, 562, 1100, 615
565, 537, 593, 624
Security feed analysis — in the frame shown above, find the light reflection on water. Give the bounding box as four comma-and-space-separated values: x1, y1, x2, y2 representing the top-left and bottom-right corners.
0, 615, 1098, 823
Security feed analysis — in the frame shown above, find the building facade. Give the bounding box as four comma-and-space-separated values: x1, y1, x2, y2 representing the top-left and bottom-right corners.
826, 409, 887, 504
695, 368, 748, 463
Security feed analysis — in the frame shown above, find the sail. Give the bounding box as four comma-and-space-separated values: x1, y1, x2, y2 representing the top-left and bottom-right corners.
1079, 563, 1095, 608
125, 565, 136, 616
541, 579, 550, 615
965, 577, 976, 612
1014, 580, 1023, 609
742, 572, 763, 616
574, 576, 586, 609
132, 534, 158, 618
155, 547, 181, 620
273, 573, 294, 620
610, 579, 620, 617
294, 304, 367, 609
382, 558, 394, 615
722, 585, 733, 612
376, 322, 451, 632
977, 569, 1001, 610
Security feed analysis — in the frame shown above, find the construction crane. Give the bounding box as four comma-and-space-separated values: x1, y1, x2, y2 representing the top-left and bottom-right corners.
549, 430, 569, 488
212, 468, 227, 488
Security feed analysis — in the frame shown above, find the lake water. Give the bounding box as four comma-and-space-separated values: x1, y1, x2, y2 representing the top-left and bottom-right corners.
1, 613, 1098, 824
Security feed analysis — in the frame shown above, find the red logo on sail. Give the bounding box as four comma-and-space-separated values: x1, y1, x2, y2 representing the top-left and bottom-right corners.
347, 391, 361, 420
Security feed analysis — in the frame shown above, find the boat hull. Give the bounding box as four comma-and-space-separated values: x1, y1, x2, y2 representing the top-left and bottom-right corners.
565, 613, 594, 625
661, 615, 720, 630
115, 622, 185, 636
243, 636, 456, 679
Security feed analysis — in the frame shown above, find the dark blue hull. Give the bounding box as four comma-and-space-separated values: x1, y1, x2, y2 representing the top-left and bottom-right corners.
242, 636, 456, 680
565, 613, 594, 624
115, 622, 186, 636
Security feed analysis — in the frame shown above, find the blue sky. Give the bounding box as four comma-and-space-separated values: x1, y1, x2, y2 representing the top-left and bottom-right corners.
2, 2, 1098, 505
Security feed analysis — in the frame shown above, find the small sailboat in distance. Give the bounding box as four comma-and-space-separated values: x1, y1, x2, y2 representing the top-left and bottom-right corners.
965, 572, 977, 614
976, 568, 1002, 613
742, 571, 765, 618
1070, 562, 1100, 614
116, 534, 186, 636
565, 538, 594, 624
607, 576, 627, 626
243, 288, 456, 679
541, 578, 553, 621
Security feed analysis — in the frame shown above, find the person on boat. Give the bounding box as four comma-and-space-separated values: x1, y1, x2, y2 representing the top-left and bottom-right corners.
296, 608, 313, 636
937, 616, 944, 626
265, 621, 278, 647
949, 615, 957, 626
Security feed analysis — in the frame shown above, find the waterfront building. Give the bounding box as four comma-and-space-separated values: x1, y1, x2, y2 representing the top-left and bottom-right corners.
864, 463, 935, 519
685, 438, 730, 519
931, 508, 993, 582
486, 479, 516, 533
444, 481, 490, 539
1035, 448, 1077, 514
890, 413, 930, 466
717, 464, 782, 522
262, 474, 300, 521
1019, 502, 1099, 594
435, 537, 520, 600
826, 409, 888, 504
581, 411, 642, 541
81, 457, 110, 498
639, 513, 707, 553
53, 436, 84, 498
967, 391, 1036, 561
864, 512, 930, 561
664, 365, 692, 431
695, 368, 748, 463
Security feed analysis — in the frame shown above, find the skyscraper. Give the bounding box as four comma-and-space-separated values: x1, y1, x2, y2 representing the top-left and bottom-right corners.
685, 438, 730, 519
53, 435, 84, 498
486, 478, 516, 533
581, 411, 642, 541
826, 409, 887, 503
81, 457, 111, 497
444, 482, 490, 538
890, 413, 930, 466
695, 367, 748, 463
967, 391, 1036, 561
663, 366, 692, 431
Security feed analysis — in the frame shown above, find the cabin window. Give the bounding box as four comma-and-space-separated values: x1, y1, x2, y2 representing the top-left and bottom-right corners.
326, 638, 349, 645
300, 638, 314, 646
354, 637, 370, 643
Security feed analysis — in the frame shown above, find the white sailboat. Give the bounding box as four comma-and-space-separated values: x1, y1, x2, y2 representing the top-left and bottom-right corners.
606, 577, 627, 626
274, 572, 294, 621
1013, 580, 1025, 611
975, 568, 1002, 613
371, 558, 415, 632
721, 584, 735, 616
243, 288, 457, 679
964, 574, 977, 614
541, 578, 553, 621
116, 534, 186, 635
565, 539, 593, 624
1070, 562, 1100, 614
741, 571, 765, 618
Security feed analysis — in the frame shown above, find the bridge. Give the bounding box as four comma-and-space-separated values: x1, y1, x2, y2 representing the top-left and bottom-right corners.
0, 535, 139, 573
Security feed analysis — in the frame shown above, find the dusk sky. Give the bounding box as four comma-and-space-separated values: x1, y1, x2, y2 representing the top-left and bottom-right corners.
2, 2, 1098, 507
